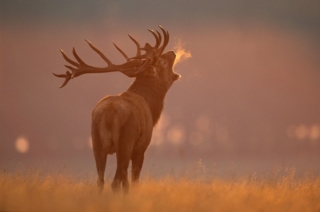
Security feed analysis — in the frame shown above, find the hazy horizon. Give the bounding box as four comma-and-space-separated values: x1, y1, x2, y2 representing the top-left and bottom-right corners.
1, 0, 320, 178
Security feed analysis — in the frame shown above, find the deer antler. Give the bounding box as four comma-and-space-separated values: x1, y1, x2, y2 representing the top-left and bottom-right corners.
53, 26, 169, 88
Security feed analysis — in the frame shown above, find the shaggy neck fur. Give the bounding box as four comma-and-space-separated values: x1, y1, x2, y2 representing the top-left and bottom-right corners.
127, 76, 168, 126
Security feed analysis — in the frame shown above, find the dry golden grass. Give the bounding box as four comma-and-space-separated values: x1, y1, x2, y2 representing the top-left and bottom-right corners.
1, 170, 320, 212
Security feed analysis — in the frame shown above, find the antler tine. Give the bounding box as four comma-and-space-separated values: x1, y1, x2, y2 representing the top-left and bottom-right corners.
165, 30, 170, 50
156, 30, 162, 48
157, 26, 169, 57
147, 29, 160, 49
112, 42, 129, 61
60, 49, 80, 68
52, 71, 72, 88
128, 34, 141, 57
72, 48, 90, 66
85, 39, 114, 66
128, 28, 162, 61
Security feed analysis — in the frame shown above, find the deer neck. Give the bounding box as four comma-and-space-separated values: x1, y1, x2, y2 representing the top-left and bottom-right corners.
127, 77, 167, 125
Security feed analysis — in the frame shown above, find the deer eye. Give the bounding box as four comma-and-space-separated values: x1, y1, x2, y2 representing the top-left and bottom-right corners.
159, 61, 167, 67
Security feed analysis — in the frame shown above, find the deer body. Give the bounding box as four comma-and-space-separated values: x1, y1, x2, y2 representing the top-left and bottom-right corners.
54, 27, 179, 193
91, 91, 154, 192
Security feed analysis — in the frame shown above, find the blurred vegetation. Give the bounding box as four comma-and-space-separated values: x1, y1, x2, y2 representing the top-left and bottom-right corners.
1, 168, 319, 212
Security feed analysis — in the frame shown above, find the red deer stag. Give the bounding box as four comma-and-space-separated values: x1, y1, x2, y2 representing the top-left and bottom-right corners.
53, 26, 180, 193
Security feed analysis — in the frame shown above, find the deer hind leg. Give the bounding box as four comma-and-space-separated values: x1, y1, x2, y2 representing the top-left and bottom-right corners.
111, 142, 132, 194
111, 161, 129, 193
131, 131, 152, 185
131, 151, 145, 184
97, 151, 108, 193
91, 122, 108, 193
111, 125, 138, 193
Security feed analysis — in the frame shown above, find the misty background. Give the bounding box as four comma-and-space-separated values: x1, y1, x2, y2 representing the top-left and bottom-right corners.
1, 0, 320, 179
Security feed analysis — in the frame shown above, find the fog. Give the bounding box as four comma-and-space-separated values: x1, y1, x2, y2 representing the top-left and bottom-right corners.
1, 1, 319, 178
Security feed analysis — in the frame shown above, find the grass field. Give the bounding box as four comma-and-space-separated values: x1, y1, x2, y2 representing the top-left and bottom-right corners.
1, 169, 319, 212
